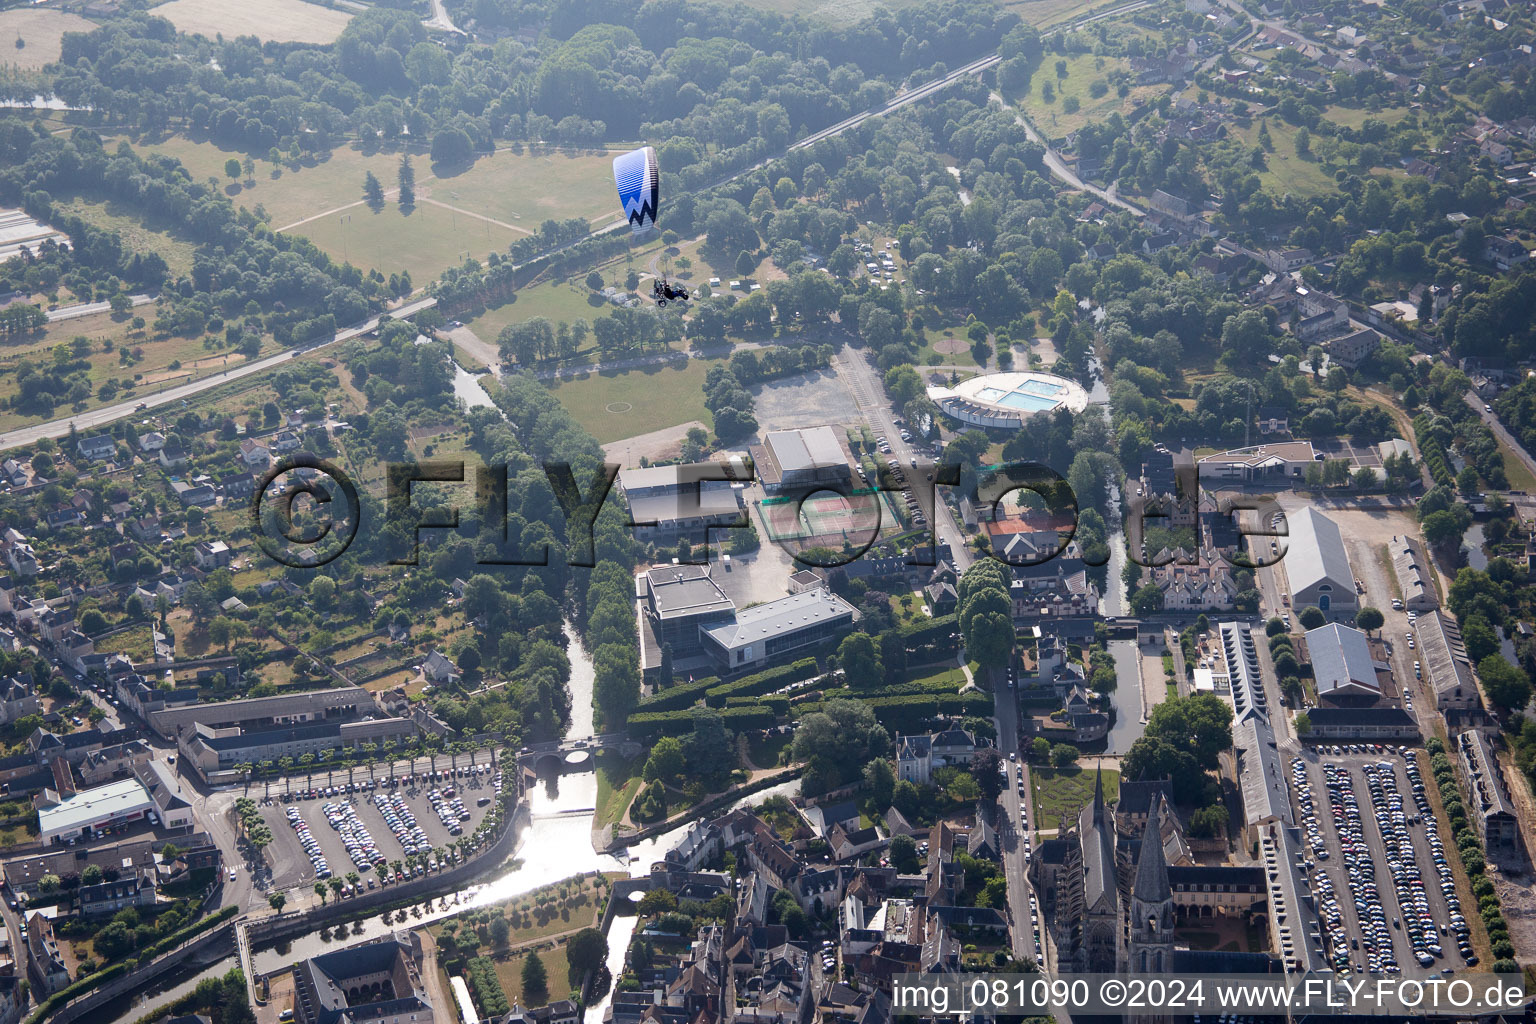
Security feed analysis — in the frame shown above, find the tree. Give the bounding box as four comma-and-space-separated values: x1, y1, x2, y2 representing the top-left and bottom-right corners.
889, 833, 920, 873
225, 158, 241, 181
521, 951, 549, 1005
791, 700, 891, 791
837, 632, 883, 687
1477, 654, 1532, 716
1189, 804, 1229, 838
38, 874, 60, 894
315, 881, 328, 904
736, 251, 756, 279
363, 171, 384, 211
1298, 605, 1326, 630
974, 749, 1004, 802
1030, 737, 1051, 762
1295, 713, 1311, 735
567, 928, 606, 975
1050, 743, 1079, 767
1356, 606, 1384, 635
862, 757, 895, 808
81, 864, 103, 886
1130, 582, 1164, 616
268, 892, 286, 911
397, 156, 416, 210
1144, 693, 1233, 770
643, 736, 686, 784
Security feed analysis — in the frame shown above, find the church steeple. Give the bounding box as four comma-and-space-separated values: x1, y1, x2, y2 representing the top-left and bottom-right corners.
1134, 802, 1172, 904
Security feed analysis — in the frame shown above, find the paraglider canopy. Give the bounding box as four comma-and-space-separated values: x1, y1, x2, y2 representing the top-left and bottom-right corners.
613, 145, 659, 234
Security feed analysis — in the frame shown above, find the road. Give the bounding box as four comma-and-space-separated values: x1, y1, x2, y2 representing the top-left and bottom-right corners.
422, 0, 464, 34
1465, 390, 1536, 488
45, 293, 154, 323
987, 90, 1145, 218
791, 53, 1002, 152
831, 345, 973, 571
0, 297, 437, 451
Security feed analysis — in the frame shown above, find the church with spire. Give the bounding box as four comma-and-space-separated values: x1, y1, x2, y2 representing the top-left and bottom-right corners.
1029, 766, 1179, 976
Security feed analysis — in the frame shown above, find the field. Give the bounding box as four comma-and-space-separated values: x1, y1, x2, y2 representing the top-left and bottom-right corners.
1005, 0, 1136, 26
297, 202, 523, 283
1030, 764, 1120, 831
149, 0, 353, 43
497, 945, 571, 1005
546, 359, 723, 444
1321, 105, 1414, 131
425, 149, 632, 230
0, 10, 99, 72
594, 751, 643, 828
53, 196, 200, 278
1017, 54, 1169, 139
1227, 118, 1342, 200
466, 282, 610, 350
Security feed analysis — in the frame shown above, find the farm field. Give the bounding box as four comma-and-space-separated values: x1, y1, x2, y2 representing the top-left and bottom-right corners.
1017, 54, 1168, 139
0, 9, 99, 72
546, 359, 723, 444
149, 0, 352, 43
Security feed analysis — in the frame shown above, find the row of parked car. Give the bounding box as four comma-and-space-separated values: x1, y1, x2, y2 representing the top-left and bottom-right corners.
427, 787, 471, 835
284, 807, 332, 880
1363, 761, 1443, 969
1320, 760, 1401, 974
323, 800, 386, 872
1402, 756, 1477, 965
374, 791, 433, 857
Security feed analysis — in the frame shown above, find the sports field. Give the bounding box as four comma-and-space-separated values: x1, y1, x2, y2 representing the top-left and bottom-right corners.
758, 491, 898, 548
0, 9, 98, 72
546, 359, 723, 444
294, 201, 522, 282
427, 149, 632, 229
149, 0, 352, 43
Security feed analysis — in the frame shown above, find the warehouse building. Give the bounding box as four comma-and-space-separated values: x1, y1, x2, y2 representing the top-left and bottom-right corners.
146, 687, 376, 739
751, 426, 851, 496
1457, 730, 1520, 863
1389, 535, 1438, 612
1286, 507, 1357, 616
700, 589, 857, 672
618, 463, 747, 543
37, 779, 156, 846
1305, 622, 1382, 705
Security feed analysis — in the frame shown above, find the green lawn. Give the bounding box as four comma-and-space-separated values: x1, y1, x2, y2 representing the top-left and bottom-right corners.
1030, 765, 1119, 831
498, 945, 573, 1005
427, 148, 631, 230
747, 731, 792, 769
1321, 104, 1414, 131
1228, 119, 1343, 200
467, 280, 612, 351
594, 750, 644, 827
293, 201, 521, 283
546, 359, 723, 443
1015, 54, 1169, 140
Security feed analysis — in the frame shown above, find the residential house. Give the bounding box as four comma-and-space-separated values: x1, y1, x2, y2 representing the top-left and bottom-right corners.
238, 439, 270, 469
422, 649, 458, 685
193, 541, 231, 570
1485, 235, 1530, 271
76, 435, 116, 462
895, 727, 978, 785
138, 432, 166, 453
0, 678, 40, 726
170, 480, 216, 507
158, 444, 189, 470
1327, 328, 1381, 370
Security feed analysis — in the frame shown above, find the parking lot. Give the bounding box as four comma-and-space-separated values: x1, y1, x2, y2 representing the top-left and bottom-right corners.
1289, 747, 1474, 979
259, 762, 502, 893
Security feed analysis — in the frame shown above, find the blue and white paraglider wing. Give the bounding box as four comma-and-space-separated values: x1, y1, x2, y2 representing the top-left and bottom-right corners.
613, 145, 659, 233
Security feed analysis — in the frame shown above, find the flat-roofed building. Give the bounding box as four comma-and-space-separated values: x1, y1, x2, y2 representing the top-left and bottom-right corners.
753, 426, 851, 495
640, 564, 735, 657
1305, 622, 1381, 704
619, 463, 746, 543
37, 778, 154, 846
700, 589, 857, 672
1197, 441, 1319, 484
1286, 507, 1357, 616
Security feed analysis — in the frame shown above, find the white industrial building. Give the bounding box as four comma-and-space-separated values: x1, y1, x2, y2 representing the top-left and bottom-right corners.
1285, 507, 1357, 616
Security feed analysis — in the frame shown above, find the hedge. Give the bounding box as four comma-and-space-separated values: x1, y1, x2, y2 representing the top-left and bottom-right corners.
796, 691, 992, 731
634, 675, 721, 714
138, 904, 239, 961
25, 962, 131, 1024
628, 705, 777, 739
725, 694, 790, 716
466, 956, 510, 1017
899, 613, 959, 649
704, 658, 819, 706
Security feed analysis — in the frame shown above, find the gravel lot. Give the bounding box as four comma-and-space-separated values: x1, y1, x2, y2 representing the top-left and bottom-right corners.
260, 761, 500, 891
750, 368, 859, 433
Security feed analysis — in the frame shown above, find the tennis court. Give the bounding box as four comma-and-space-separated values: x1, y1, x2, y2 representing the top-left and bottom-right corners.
758, 490, 899, 548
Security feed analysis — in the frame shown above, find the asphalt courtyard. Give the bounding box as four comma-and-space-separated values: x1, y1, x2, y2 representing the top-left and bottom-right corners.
259, 762, 500, 892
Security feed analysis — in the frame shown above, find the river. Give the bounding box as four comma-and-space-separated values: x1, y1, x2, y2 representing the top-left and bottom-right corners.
1462, 521, 1489, 572
1103, 638, 1147, 754
224, 624, 796, 1024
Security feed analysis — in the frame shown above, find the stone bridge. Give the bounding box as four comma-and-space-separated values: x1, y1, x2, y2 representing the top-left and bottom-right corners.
515, 733, 640, 779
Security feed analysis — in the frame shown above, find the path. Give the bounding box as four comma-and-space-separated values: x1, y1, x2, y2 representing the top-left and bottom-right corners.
419, 197, 533, 234
1467, 390, 1536, 490
0, 297, 437, 450
445, 325, 502, 373
422, 0, 465, 34
601, 420, 708, 469
619, 766, 798, 830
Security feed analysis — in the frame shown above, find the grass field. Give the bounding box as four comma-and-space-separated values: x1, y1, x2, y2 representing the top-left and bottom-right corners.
1321, 104, 1414, 130
547, 359, 723, 444
149, 0, 352, 43
1031, 764, 1119, 831
0, 9, 98, 72
1005, 0, 1135, 26
498, 945, 572, 1004
295, 201, 522, 282
467, 281, 610, 350
1017, 54, 1168, 139
594, 751, 643, 828
427, 149, 632, 230
53, 196, 200, 278
1228, 118, 1340, 199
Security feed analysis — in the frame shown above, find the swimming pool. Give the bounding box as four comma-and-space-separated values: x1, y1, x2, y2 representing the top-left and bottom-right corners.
996, 390, 1059, 412
1019, 379, 1067, 398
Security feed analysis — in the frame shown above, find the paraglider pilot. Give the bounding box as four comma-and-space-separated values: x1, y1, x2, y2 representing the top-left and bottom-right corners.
652, 276, 690, 306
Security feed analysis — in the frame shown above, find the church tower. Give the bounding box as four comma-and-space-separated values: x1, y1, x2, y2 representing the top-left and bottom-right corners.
1128, 801, 1176, 973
